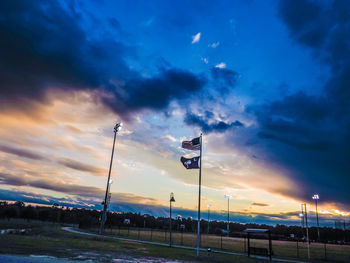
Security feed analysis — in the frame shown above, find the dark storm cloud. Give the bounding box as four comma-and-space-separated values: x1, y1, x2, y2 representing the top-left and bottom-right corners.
278, 0, 350, 68
257, 131, 331, 151
102, 69, 206, 116
278, 0, 326, 47
0, 0, 206, 119
251, 92, 332, 151
184, 111, 243, 133
243, 0, 350, 206
0, 145, 45, 160
211, 67, 239, 93
109, 18, 122, 33
0, 0, 109, 99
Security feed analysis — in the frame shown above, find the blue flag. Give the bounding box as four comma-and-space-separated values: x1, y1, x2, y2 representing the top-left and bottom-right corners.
180, 156, 200, 169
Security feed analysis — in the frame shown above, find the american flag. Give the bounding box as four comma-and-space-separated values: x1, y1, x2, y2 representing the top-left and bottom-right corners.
182, 137, 201, 150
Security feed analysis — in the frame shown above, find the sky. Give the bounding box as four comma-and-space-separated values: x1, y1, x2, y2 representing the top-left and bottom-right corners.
0, 0, 350, 226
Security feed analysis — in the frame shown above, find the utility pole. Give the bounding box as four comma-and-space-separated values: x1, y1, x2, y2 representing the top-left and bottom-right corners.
301, 203, 310, 261
99, 123, 122, 235
169, 192, 175, 247
207, 204, 211, 234
224, 195, 232, 237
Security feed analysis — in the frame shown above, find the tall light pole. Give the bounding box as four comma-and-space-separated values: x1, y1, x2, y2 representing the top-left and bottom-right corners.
312, 194, 320, 241
169, 192, 175, 247
207, 204, 211, 234
99, 122, 122, 235
301, 203, 310, 260
224, 195, 232, 237
299, 202, 305, 238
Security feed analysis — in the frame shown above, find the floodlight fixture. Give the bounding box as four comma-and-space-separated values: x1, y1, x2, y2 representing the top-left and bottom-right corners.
312, 194, 319, 200
299, 213, 304, 217
114, 122, 123, 132
169, 192, 175, 247
170, 192, 175, 202
224, 194, 232, 199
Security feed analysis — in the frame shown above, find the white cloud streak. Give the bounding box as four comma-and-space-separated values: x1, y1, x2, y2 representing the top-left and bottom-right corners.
201, 57, 209, 64
215, 62, 226, 68
209, 42, 220, 48
191, 32, 201, 44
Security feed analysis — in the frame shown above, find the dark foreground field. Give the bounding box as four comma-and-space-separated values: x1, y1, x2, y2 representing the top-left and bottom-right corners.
101, 227, 350, 262
0, 223, 267, 263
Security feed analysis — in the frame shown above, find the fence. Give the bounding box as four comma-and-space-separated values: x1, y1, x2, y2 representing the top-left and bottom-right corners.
99, 226, 350, 262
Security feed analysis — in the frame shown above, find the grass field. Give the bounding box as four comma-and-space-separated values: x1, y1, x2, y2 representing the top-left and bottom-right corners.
101, 226, 350, 262
0, 221, 266, 262
1, 219, 350, 262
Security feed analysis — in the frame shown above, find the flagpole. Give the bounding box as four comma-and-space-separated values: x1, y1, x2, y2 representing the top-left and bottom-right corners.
196, 133, 202, 257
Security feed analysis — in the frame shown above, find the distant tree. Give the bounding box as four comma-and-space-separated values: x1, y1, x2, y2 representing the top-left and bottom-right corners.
21, 206, 37, 222
38, 209, 49, 221
52, 203, 59, 208
14, 201, 25, 207
4, 206, 18, 220
0, 202, 349, 243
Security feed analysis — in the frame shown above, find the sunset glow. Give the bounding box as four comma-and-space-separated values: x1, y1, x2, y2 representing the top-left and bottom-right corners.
1, 0, 349, 227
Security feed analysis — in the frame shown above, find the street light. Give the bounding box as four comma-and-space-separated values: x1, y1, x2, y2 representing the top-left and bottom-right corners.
299, 212, 305, 242
99, 122, 122, 235
224, 195, 232, 236
312, 194, 320, 241
169, 192, 175, 247
207, 204, 211, 234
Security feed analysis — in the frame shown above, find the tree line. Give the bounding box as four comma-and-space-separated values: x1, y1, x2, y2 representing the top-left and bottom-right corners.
0, 201, 348, 243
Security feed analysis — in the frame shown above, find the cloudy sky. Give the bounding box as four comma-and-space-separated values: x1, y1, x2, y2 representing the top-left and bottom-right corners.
1, 0, 350, 225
